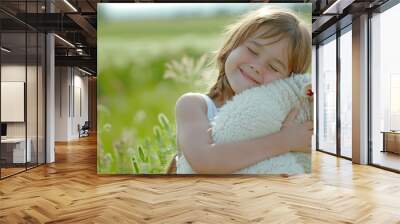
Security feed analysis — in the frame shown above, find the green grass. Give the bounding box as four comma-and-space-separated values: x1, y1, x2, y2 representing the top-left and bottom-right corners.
97, 16, 229, 174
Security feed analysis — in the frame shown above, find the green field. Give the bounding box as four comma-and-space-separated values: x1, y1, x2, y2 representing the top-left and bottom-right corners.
97, 16, 237, 174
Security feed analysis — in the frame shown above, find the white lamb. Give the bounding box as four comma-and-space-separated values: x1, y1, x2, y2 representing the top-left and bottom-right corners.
177, 74, 313, 174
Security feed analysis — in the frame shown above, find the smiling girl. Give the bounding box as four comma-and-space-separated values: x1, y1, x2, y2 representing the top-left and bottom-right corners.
175, 7, 312, 174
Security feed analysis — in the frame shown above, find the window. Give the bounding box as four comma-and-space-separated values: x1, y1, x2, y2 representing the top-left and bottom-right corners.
339, 27, 352, 158
371, 2, 400, 171
312, 45, 317, 151
317, 35, 337, 155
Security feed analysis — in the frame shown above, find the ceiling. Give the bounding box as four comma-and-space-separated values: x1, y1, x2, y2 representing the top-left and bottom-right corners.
311, 0, 391, 44
0, 0, 99, 75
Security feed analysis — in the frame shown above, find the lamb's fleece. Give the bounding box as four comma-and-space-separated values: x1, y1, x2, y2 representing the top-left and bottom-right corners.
176, 74, 313, 174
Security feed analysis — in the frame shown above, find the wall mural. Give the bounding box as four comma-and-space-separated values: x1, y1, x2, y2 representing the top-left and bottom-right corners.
97, 3, 313, 174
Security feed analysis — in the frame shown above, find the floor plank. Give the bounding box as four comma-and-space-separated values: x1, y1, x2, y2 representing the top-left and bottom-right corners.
373, 150, 400, 171
1, 135, 400, 223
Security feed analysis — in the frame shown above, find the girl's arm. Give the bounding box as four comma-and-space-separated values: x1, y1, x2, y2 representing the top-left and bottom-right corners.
175, 93, 312, 174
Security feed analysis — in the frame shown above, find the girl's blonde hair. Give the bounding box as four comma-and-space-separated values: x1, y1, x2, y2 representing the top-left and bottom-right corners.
207, 7, 311, 103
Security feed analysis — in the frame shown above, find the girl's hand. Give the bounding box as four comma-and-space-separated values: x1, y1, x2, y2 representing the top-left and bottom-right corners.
279, 107, 313, 153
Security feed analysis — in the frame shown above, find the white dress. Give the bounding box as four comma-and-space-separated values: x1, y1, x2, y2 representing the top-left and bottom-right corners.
176, 94, 218, 174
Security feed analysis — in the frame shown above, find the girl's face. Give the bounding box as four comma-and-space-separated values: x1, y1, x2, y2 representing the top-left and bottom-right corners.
225, 27, 290, 94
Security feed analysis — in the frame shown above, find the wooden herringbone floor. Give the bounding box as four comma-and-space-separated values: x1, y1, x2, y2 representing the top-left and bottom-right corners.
1, 135, 400, 223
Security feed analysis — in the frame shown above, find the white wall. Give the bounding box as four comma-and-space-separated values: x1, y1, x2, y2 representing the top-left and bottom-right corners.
1, 65, 26, 139
55, 66, 69, 141
55, 67, 89, 141
1, 65, 26, 81
1, 82, 25, 122
72, 72, 89, 138
1, 63, 46, 164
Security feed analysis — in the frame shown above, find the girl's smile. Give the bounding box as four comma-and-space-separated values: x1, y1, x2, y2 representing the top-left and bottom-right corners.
239, 67, 261, 85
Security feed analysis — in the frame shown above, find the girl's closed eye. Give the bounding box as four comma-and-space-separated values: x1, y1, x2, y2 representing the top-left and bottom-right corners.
269, 64, 279, 72
247, 46, 258, 55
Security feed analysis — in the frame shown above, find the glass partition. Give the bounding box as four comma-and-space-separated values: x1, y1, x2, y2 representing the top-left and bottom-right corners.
27, 30, 38, 169
0, 1, 46, 179
26, 0, 45, 169
1, 30, 28, 178
38, 32, 45, 165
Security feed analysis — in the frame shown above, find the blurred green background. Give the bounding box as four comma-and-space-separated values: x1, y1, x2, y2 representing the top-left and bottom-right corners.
97, 3, 311, 174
